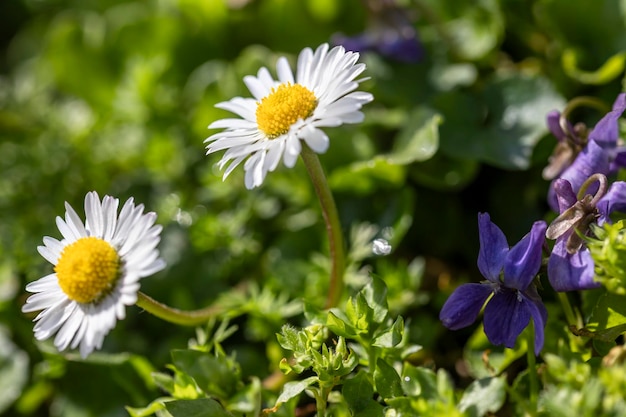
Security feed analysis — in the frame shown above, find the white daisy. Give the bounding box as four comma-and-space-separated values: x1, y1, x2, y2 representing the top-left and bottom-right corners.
205, 43, 374, 189
22, 191, 165, 358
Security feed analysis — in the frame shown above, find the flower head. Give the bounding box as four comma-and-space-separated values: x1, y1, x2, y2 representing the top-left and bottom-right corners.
440, 213, 548, 355
332, 0, 422, 63
547, 176, 626, 291
205, 43, 373, 189
546, 93, 626, 211
22, 191, 165, 357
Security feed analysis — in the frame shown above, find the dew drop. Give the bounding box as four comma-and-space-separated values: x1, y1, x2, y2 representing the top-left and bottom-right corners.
372, 238, 392, 255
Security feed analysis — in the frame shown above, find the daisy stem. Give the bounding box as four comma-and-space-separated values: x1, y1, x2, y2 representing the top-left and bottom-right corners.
300, 144, 346, 309
526, 320, 539, 415
136, 291, 223, 326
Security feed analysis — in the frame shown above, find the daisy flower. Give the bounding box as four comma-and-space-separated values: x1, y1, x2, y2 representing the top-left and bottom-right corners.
205, 43, 374, 189
22, 191, 166, 357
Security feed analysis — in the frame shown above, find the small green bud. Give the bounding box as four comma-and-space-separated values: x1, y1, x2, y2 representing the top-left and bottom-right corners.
304, 323, 328, 350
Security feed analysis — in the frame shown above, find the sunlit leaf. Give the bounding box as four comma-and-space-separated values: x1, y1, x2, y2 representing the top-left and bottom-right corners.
458, 375, 506, 416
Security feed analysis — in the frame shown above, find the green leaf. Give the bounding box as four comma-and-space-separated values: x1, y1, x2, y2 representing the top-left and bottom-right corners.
343, 370, 384, 416
429, 0, 504, 60
387, 109, 441, 165
171, 350, 238, 399
328, 110, 441, 195
326, 311, 358, 339
125, 399, 167, 417
436, 73, 565, 170
587, 292, 626, 335
408, 153, 480, 191
328, 157, 406, 194
585, 291, 626, 354
361, 276, 389, 324
401, 364, 439, 400
372, 316, 404, 349
457, 376, 507, 416
374, 359, 404, 399
151, 371, 176, 395
345, 293, 373, 333
275, 376, 317, 405
535, 0, 626, 66
165, 398, 233, 417
0, 327, 29, 413
226, 377, 261, 414
562, 49, 626, 85
276, 325, 303, 351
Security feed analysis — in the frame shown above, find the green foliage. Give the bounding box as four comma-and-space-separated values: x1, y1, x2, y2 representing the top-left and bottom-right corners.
588, 221, 626, 294
4, 0, 626, 416
538, 353, 626, 416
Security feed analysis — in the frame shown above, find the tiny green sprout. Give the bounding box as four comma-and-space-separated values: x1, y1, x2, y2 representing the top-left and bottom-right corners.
587, 220, 626, 294
313, 337, 359, 386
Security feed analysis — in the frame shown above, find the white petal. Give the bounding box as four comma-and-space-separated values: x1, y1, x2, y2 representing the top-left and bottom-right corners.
213, 98, 257, 121
64, 202, 87, 239
244, 151, 267, 189
265, 138, 285, 171
276, 57, 294, 84
53, 305, 82, 351
101, 195, 120, 242
208, 118, 257, 130
301, 125, 330, 153
84, 191, 104, 237
244, 75, 270, 101
37, 245, 59, 266
24, 273, 58, 293
222, 155, 247, 179
22, 288, 66, 313
283, 134, 302, 168
42, 237, 64, 261
56, 216, 78, 242
33, 299, 74, 339
296, 46, 314, 85
257, 67, 275, 90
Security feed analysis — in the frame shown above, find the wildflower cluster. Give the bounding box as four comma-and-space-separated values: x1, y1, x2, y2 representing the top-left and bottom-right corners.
440, 93, 626, 356
12, 3, 626, 416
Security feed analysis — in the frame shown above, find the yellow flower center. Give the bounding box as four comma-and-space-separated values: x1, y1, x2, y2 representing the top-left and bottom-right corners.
255, 83, 317, 138
55, 237, 121, 304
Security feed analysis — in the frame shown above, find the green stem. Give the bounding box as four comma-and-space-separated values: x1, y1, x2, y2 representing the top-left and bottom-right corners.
526, 320, 539, 416
558, 292, 578, 327
300, 144, 346, 309
315, 386, 331, 417
135, 291, 223, 326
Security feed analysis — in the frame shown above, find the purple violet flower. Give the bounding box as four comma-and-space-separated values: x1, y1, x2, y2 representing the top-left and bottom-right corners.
546, 93, 626, 211
547, 176, 626, 291
439, 213, 548, 355
332, 0, 422, 63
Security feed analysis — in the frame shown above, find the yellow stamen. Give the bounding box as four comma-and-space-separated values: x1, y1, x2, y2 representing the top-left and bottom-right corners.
256, 83, 317, 138
55, 237, 120, 304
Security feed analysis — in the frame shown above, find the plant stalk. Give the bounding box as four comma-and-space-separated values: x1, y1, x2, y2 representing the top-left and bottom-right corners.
135, 291, 223, 326
300, 144, 346, 309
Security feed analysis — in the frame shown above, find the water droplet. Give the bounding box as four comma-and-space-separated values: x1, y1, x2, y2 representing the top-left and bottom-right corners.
372, 238, 392, 255
174, 209, 193, 226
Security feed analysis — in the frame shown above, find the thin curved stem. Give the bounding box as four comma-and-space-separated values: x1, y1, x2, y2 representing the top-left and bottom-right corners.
135, 291, 223, 326
561, 96, 610, 122
300, 144, 346, 309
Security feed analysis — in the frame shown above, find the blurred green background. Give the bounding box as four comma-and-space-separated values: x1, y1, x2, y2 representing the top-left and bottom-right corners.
1, 0, 625, 415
